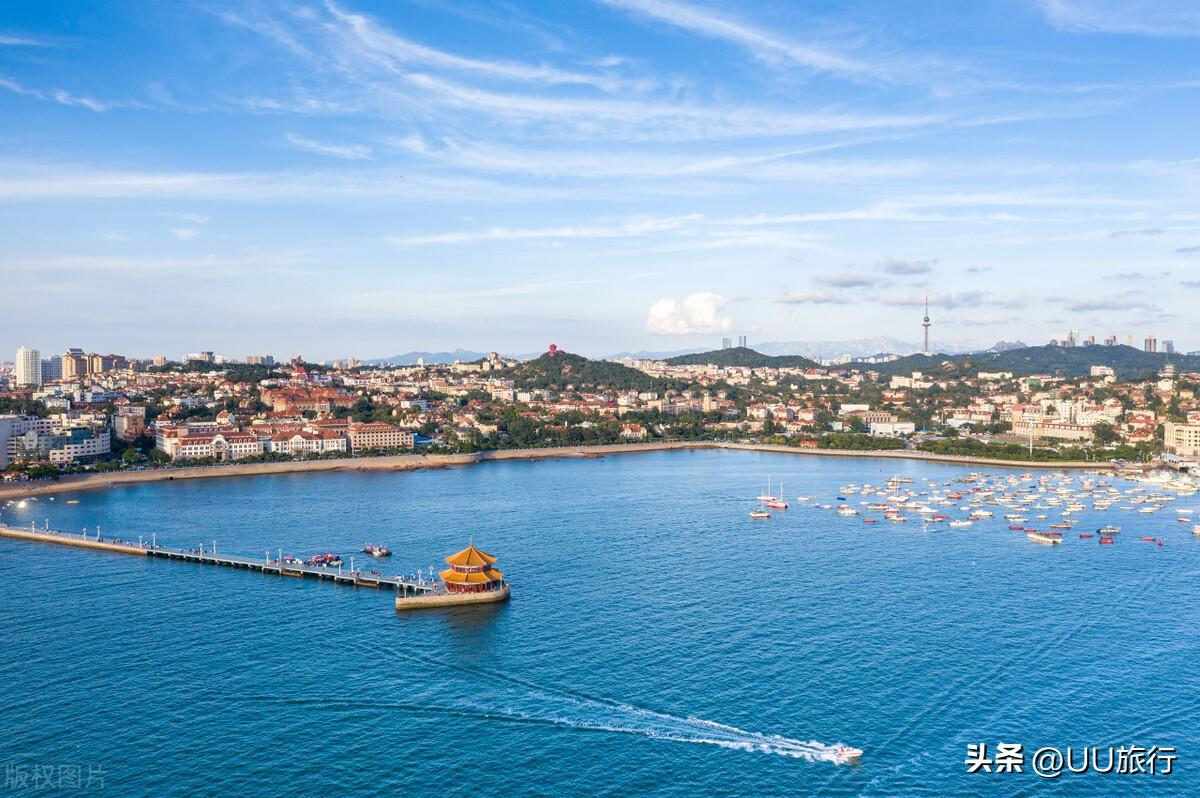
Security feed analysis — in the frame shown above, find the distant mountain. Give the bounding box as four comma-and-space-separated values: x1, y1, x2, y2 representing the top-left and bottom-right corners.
366, 349, 489, 365
607, 347, 706, 361
498, 350, 665, 391
753, 336, 958, 359
985, 340, 1028, 353
664, 347, 821, 369
858, 344, 1199, 378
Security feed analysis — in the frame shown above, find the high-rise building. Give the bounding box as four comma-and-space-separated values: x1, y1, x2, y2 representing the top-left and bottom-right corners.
61, 348, 88, 380
15, 347, 41, 386
721, 338, 731, 350
1067, 329, 1079, 347
1144, 336, 1157, 353
40, 357, 62, 383
737, 335, 747, 348
246, 354, 275, 366
151, 355, 167, 367
1104, 335, 1117, 346
1163, 340, 1175, 355
1084, 335, 1095, 346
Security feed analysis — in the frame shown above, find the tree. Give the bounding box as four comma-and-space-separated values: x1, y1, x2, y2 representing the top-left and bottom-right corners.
1092, 422, 1119, 446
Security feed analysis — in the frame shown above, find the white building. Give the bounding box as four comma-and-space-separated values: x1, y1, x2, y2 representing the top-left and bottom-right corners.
15, 347, 42, 387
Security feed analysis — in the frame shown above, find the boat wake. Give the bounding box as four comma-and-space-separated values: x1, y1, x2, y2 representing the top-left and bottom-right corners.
358, 642, 849, 763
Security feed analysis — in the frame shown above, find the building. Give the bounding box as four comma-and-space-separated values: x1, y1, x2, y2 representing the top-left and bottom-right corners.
15, 347, 41, 387
2, 415, 110, 464
61, 348, 88, 380
738, 335, 747, 348
869, 421, 916, 437
40, 357, 62, 383
1163, 340, 1175, 355
1144, 336, 1157, 353
1163, 422, 1200, 458
246, 354, 275, 366
0, 415, 53, 467
922, 296, 932, 354
345, 422, 414, 452
112, 406, 147, 442
438, 543, 506, 595
266, 429, 347, 455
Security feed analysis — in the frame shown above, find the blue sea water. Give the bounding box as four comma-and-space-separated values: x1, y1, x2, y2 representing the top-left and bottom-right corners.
1, 450, 1198, 797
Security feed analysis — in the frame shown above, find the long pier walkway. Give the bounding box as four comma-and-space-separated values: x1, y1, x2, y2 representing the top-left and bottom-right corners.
0, 523, 437, 596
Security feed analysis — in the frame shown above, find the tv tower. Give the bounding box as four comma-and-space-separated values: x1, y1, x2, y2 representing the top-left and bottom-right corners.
922, 295, 931, 355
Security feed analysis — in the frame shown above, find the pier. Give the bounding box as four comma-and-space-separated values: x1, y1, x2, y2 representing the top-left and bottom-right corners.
0, 523, 437, 596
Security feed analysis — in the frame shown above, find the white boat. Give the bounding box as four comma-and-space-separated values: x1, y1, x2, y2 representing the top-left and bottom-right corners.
949, 520, 973, 528
835, 746, 864, 761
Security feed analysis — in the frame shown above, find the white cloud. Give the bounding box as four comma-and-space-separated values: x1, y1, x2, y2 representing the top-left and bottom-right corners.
170, 228, 200, 240
285, 133, 372, 160
646, 292, 733, 334
1039, 0, 1200, 36
816, 272, 873, 287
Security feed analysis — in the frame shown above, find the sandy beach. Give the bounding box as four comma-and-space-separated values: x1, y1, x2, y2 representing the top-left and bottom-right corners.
0, 442, 1115, 501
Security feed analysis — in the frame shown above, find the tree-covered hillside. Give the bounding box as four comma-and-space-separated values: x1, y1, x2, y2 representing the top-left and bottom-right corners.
859, 345, 1200, 379
500, 351, 666, 391
663, 347, 821, 369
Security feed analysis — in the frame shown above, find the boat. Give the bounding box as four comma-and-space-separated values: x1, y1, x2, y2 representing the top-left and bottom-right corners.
1078, 533, 1094, 539
948, 520, 972, 528
749, 509, 771, 519
1099, 535, 1115, 545
1048, 522, 1074, 529
765, 480, 789, 510
757, 475, 777, 503
1027, 531, 1063, 544
835, 746, 864, 761
1140, 536, 1158, 542
362, 543, 391, 558
1193, 524, 1200, 537
837, 505, 858, 516
862, 518, 878, 524
66, 499, 80, 505
1099, 525, 1120, 534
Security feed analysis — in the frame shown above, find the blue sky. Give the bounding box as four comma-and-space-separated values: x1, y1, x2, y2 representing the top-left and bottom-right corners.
2, 0, 1199, 360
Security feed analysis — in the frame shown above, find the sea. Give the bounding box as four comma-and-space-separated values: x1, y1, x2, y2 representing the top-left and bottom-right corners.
1, 449, 1197, 797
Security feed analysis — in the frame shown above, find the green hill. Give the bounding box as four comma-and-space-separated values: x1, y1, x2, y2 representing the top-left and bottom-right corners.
860, 345, 1200, 379
663, 347, 821, 369
500, 351, 663, 391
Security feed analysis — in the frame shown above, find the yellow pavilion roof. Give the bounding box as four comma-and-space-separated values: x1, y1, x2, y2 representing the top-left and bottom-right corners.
444, 543, 498, 567
440, 567, 504, 584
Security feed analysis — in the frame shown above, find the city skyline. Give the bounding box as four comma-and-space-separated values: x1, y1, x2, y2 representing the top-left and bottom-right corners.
3, 0, 1200, 358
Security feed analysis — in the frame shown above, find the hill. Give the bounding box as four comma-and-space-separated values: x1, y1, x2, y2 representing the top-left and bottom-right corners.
499, 351, 665, 391
663, 347, 821, 369
858, 345, 1200, 379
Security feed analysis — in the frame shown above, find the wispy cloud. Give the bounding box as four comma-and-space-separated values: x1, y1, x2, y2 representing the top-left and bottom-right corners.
0, 76, 114, 112
1067, 297, 1157, 312
778, 290, 848, 305
1175, 244, 1200, 254
1038, 0, 1200, 36
1108, 227, 1164, 238
597, 0, 874, 78
815, 272, 872, 287
170, 228, 200, 241
285, 133, 372, 160
880, 257, 935, 275
0, 33, 51, 46
386, 214, 703, 245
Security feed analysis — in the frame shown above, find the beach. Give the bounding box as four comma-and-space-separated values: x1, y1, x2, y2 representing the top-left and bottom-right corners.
0, 442, 1114, 500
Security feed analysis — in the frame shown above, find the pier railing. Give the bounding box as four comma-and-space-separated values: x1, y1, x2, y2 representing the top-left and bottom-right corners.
0, 522, 438, 595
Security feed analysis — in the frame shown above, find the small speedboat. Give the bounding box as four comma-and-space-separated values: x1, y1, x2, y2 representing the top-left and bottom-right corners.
362, 543, 392, 558
835, 747, 864, 761
749, 509, 771, 519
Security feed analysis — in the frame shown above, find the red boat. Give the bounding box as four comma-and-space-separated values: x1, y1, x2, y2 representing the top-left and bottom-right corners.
1009, 525, 1023, 530
1140, 536, 1157, 542
1099, 536, 1115, 545
765, 499, 790, 510
1078, 533, 1094, 539
863, 518, 878, 524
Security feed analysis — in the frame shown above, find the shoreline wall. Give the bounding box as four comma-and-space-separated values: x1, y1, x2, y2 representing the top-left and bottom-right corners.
0, 441, 1116, 500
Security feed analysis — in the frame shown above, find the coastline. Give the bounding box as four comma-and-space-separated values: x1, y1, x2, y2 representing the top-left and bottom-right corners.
0, 441, 1115, 500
